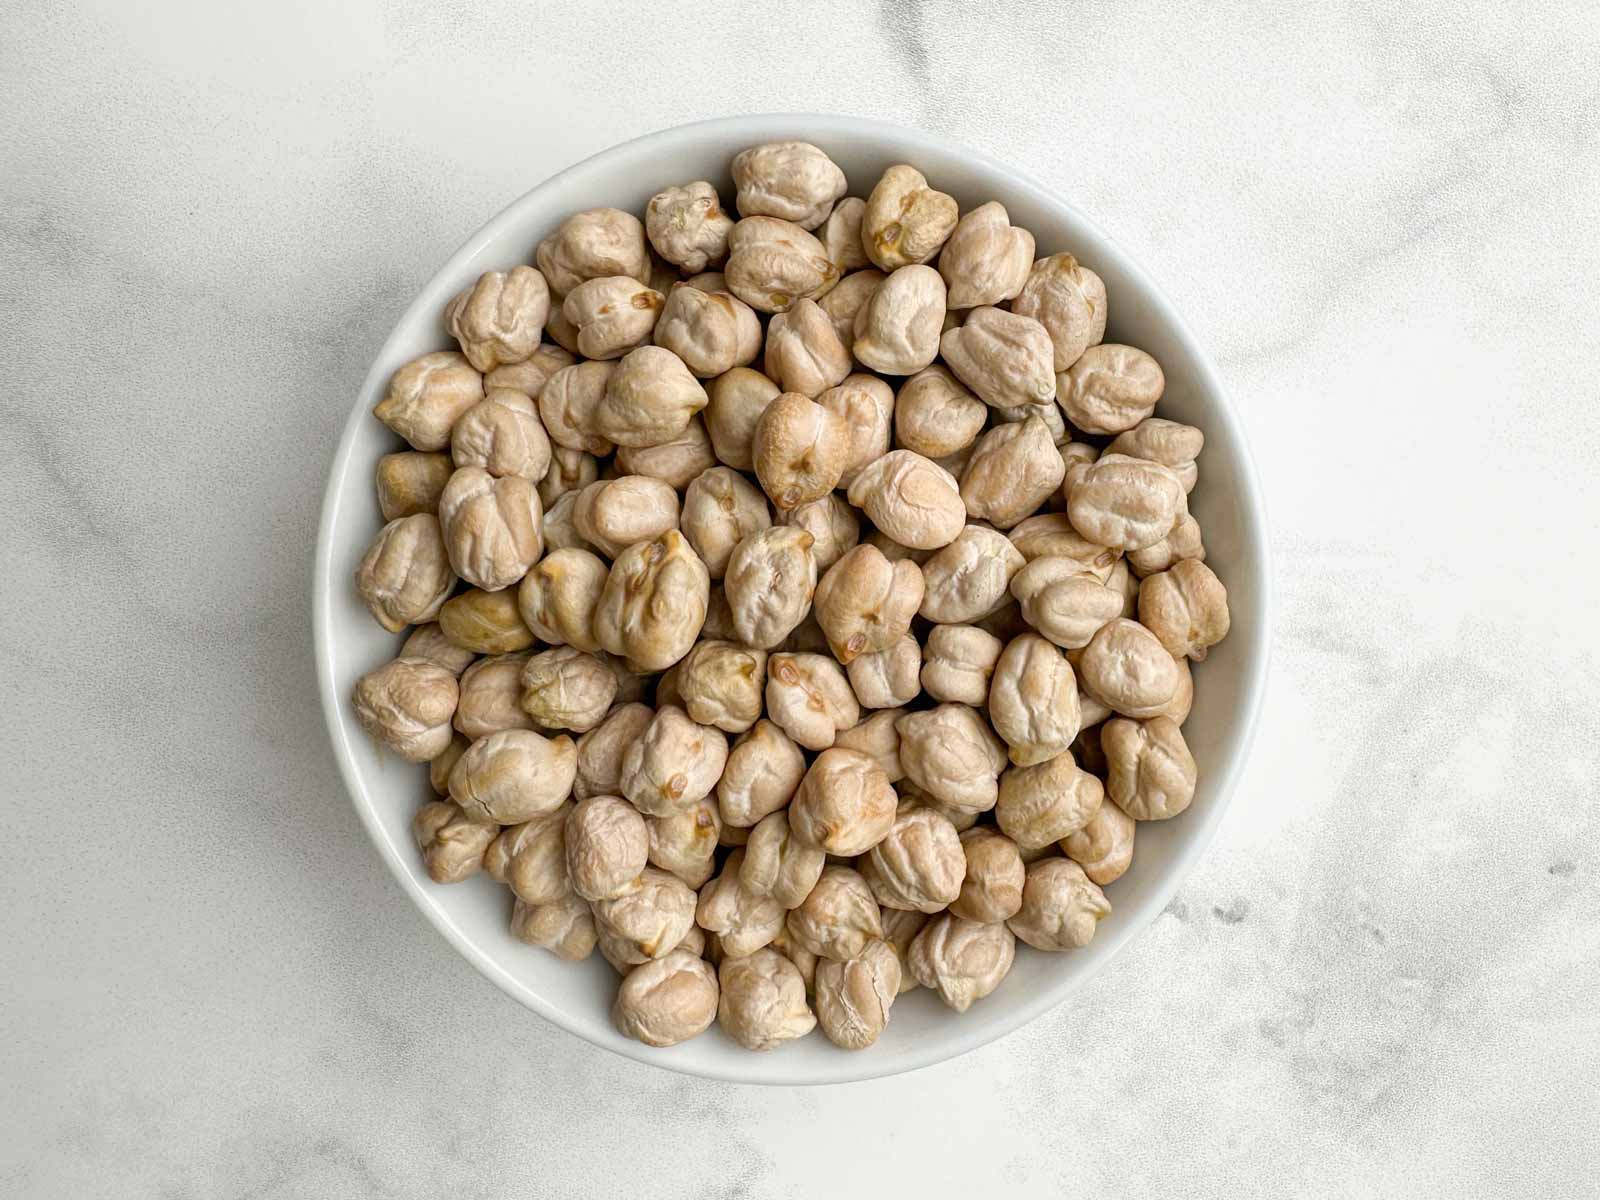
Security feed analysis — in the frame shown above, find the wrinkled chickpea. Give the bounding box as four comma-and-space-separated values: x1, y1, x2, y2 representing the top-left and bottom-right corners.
448, 727, 577, 824
894, 365, 986, 459
405, 624, 476, 679
703, 366, 779, 470
437, 467, 544, 592
724, 216, 839, 313
1108, 417, 1202, 492
564, 794, 648, 902
413, 800, 498, 884
517, 547, 607, 652
845, 450, 966, 550
1012, 253, 1107, 372
591, 345, 709, 449
355, 514, 456, 632
376, 451, 455, 521
618, 704, 729, 818
652, 284, 762, 379
940, 305, 1056, 412
764, 299, 852, 399
519, 646, 617, 732
536, 207, 650, 296
539, 361, 616, 456
765, 652, 859, 752
907, 914, 1015, 1012
619, 420, 718, 489
832, 708, 906, 783
742, 809, 827, 909
732, 141, 848, 229
1067, 453, 1184, 553
511, 891, 597, 960
862, 164, 959, 270
1009, 556, 1123, 651
717, 718, 806, 829
562, 276, 663, 361
1058, 344, 1164, 435
814, 543, 924, 664
787, 866, 883, 960
374, 351, 484, 451
445, 265, 552, 372
352, 657, 459, 762
1008, 857, 1111, 952
645, 181, 734, 274
896, 704, 1007, 816
723, 526, 817, 649
920, 624, 1003, 705
852, 264, 947, 376
695, 848, 787, 957
918, 525, 1026, 624
789, 747, 896, 857
575, 702, 653, 800
450, 388, 552, 482
593, 530, 709, 672
950, 827, 1025, 924
572, 475, 680, 559
485, 342, 576, 399
847, 635, 921, 709
486, 804, 572, 905
995, 748, 1103, 850
862, 806, 965, 914
752, 391, 851, 510
647, 797, 721, 889
612, 949, 719, 1047
779, 493, 859, 573
453, 652, 535, 739
815, 939, 902, 1050
960, 413, 1066, 529
439, 586, 533, 654
591, 866, 697, 961
1078, 618, 1182, 718
717, 947, 817, 1050
988, 633, 1082, 766
1138, 558, 1231, 661
938, 202, 1035, 309
676, 639, 767, 733
1103, 715, 1197, 820
1062, 800, 1135, 886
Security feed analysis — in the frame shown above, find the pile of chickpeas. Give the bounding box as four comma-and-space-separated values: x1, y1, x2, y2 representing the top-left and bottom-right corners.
350, 141, 1231, 1052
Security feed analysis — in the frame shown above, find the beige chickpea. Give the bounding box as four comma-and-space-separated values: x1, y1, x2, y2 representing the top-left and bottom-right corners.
940, 306, 1056, 410
862, 164, 959, 269
535, 207, 650, 296
676, 639, 767, 733
1010, 556, 1123, 650
920, 624, 1003, 705
861, 806, 964, 913
1126, 504, 1206, 577
779, 493, 858, 574
832, 708, 906, 783
751, 392, 851, 510
950, 827, 1025, 923
896, 704, 1007, 816
484, 343, 576, 399
742, 809, 827, 909
404, 624, 476, 679
561, 276, 663, 360
1077, 618, 1181, 718
960, 413, 1065, 530
593, 530, 709, 671
733, 140, 847, 229
847, 635, 921, 709
616, 416, 716, 489
937, 201, 1035, 309
704, 367, 780, 470
1058, 344, 1164, 435
717, 719, 806, 828
851, 264, 947, 375
575, 702, 653, 800
618, 704, 728, 818
412, 800, 497, 884
894, 365, 985, 459
695, 849, 787, 957
374, 351, 484, 451
511, 891, 597, 960
717, 947, 817, 1050
1059, 441, 1101, 490
813, 544, 924, 664
612, 949, 719, 1047
788, 747, 897, 857
652, 284, 763, 379
543, 306, 579, 355
816, 268, 886, 346
988, 633, 1082, 767
1012, 253, 1107, 372
846, 450, 966, 550
538, 361, 616, 456
1108, 417, 1202, 493
518, 646, 617, 733
1008, 857, 1111, 952
539, 446, 601, 508
872, 910, 926, 998
352, 657, 459, 762
646, 181, 734, 273
449, 389, 552, 483
572, 476, 679, 559
1062, 800, 1135, 886
376, 451, 454, 521
453, 651, 534, 739
354, 514, 456, 632
592, 345, 709, 449
443, 265, 552, 372
592, 866, 698, 961
907, 914, 1015, 1012
764, 298, 852, 398
814, 376, 893, 489
994, 397, 1069, 454
437, 467, 544, 592
516, 547, 607, 653
1007, 512, 1120, 580
814, 939, 901, 1050
817, 195, 869, 273
919, 525, 1025, 624
786, 866, 883, 960
764, 652, 859, 751
439, 587, 534, 654
564, 794, 648, 901
448, 727, 577, 824
723, 526, 817, 648
1103, 716, 1197, 821
1067, 453, 1184, 552
1138, 559, 1230, 661
646, 798, 720, 889
1155, 655, 1194, 726
996, 750, 1104, 849
485, 804, 572, 904
724, 216, 839, 313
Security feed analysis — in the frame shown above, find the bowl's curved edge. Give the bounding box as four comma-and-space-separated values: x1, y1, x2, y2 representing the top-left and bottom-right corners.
312, 112, 1273, 1086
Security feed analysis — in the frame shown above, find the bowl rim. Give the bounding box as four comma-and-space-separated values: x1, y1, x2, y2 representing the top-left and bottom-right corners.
313, 112, 1272, 1086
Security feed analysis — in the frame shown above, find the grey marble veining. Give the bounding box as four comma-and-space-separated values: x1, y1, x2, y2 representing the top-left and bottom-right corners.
3, 1, 1598, 1196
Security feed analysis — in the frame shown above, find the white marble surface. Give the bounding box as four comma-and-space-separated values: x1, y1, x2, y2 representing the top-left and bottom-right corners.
4, 1, 1598, 1195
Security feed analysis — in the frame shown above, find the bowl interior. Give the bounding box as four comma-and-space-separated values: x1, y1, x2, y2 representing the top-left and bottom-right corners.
314, 114, 1269, 1085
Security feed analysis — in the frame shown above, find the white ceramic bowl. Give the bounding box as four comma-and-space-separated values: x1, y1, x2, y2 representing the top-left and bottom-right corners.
314, 114, 1270, 1085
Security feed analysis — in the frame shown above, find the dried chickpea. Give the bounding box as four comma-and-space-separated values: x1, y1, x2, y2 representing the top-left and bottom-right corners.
413, 800, 497, 884
723, 526, 817, 648
355, 514, 456, 632
787, 866, 883, 960
593, 530, 709, 671
618, 704, 728, 818
717, 947, 816, 1050
920, 624, 1002, 705
572, 475, 680, 559
960, 413, 1066, 529
564, 794, 648, 902
845, 450, 966, 550
1157, 655, 1194, 726
779, 493, 859, 573
647, 798, 721, 889
1138, 558, 1230, 661
439, 587, 534, 654
1062, 800, 1135, 886
1108, 417, 1202, 493
765, 651, 859, 751
950, 827, 1025, 924
351, 657, 459, 762
896, 704, 1007, 816
485, 343, 576, 399
539, 446, 601, 507
733, 141, 847, 229
742, 809, 827, 909
535, 207, 650, 296
817, 196, 869, 273
1012, 253, 1107, 372
717, 718, 806, 828
752, 391, 851, 510
1078, 618, 1181, 718
940, 306, 1056, 410
988, 633, 1082, 766
907, 914, 1015, 1012
814, 543, 924, 664
543, 302, 582, 355
445, 265, 552, 371
450, 389, 552, 482
1058, 344, 1164, 435
448, 727, 577, 824
862, 806, 964, 913
996, 750, 1104, 849
539, 361, 616, 456
613, 950, 719, 1047
851, 264, 947, 375
404, 623, 476, 679
561, 276, 663, 360
877, 908, 928, 995
815, 939, 901, 1050
511, 891, 597, 960
645, 181, 734, 273
937, 201, 1035, 309
591, 866, 697, 961
817, 374, 894, 486
592, 345, 709, 449
696, 848, 787, 956
816, 268, 885, 346
437, 467, 544, 592
652, 284, 762, 379
861, 164, 959, 269
676, 639, 767, 733
724, 216, 839, 313
764, 298, 852, 398
789, 747, 896, 856
485, 804, 571, 904
1067, 453, 1184, 552
1126, 503, 1206, 577
374, 351, 484, 451
833, 708, 906, 783
519, 646, 617, 733
453, 651, 535, 739
517, 547, 607, 653
703, 366, 779, 470
1103, 716, 1197, 820
575, 702, 653, 800
1010, 556, 1123, 650
919, 525, 1026, 624
376, 451, 454, 520
1008, 858, 1111, 951
893, 365, 986, 459
847, 635, 921, 709
1007, 512, 1120, 579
